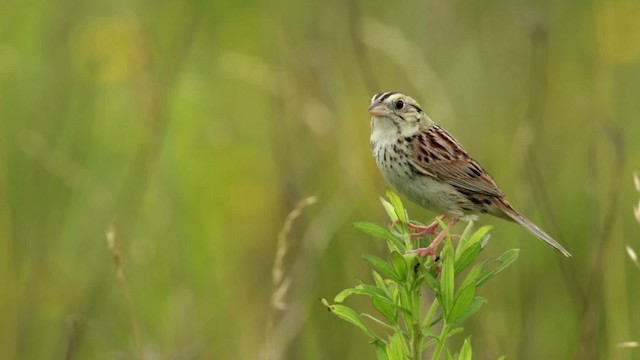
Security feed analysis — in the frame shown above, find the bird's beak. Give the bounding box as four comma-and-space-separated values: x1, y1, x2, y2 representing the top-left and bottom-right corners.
368, 101, 390, 117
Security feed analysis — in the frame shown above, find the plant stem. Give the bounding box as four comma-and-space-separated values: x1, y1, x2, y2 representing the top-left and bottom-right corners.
411, 320, 422, 360
431, 323, 450, 360
410, 283, 423, 360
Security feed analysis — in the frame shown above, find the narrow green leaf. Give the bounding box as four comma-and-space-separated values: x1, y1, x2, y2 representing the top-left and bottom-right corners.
358, 284, 392, 301
372, 270, 386, 288
428, 311, 443, 327
334, 284, 391, 303
354, 222, 405, 251
327, 304, 381, 340
449, 297, 486, 325
479, 233, 491, 248
403, 252, 419, 271
457, 221, 476, 251
390, 251, 408, 282
396, 306, 414, 317
447, 327, 464, 337
445, 349, 454, 360
422, 337, 438, 350
334, 288, 358, 303
372, 295, 398, 323
467, 225, 492, 246
398, 286, 412, 312
380, 198, 399, 223
386, 189, 408, 223
363, 255, 402, 283
459, 261, 486, 291
362, 313, 395, 331
423, 269, 440, 292
458, 337, 472, 360
440, 248, 455, 316
476, 249, 519, 287
386, 332, 408, 360
448, 284, 476, 325
372, 270, 392, 298
454, 242, 482, 274
374, 339, 389, 360
422, 331, 439, 340
435, 216, 450, 240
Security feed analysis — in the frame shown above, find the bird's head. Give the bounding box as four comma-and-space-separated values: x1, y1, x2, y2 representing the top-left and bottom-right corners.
368, 92, 430, 136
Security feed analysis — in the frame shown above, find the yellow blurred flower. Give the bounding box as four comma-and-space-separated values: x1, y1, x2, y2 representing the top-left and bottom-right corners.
596, 1, 640, 64
70, 18, 142, 84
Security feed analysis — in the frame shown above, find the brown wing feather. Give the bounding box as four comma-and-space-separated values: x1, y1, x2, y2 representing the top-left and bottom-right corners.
409, 124, 505, 198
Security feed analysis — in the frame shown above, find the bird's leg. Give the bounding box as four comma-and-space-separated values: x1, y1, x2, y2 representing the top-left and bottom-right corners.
407, 218, 458, 259
406, 215, 446, 238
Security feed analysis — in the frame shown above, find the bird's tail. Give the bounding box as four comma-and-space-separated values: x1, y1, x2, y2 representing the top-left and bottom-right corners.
498, 200, 572, 257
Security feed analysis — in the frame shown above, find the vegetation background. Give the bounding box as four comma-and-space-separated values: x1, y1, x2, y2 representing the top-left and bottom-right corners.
1, 0, 639, 359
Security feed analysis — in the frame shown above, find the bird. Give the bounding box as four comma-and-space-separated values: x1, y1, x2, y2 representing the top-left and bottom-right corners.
368, 91, 571, 257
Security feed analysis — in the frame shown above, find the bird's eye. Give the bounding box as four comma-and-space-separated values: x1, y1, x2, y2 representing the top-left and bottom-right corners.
395, 100, 404, 110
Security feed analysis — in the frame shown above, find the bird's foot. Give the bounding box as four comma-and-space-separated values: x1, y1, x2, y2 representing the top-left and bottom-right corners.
407, 229, 447, 260
406, 218, 458, 260
407, 246, 437, 258
406, 215, 446, 238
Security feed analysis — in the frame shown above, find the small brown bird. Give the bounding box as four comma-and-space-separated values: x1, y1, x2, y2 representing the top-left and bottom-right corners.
368, 91, 571, 257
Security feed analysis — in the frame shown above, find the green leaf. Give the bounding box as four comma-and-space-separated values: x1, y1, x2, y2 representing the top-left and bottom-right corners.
448, 327, 464, 337
423, 269, 440, 292
326, 303, 381, 340
454, 242, 482, 274
428, 312, 443, 327
374, 339, 389, 360
449, 297, 486, 325
459, 261, 485, 291
386, 189, 408, 223
334, 287, 358, 303
398, 286, 412, 312
457, 221, 476, 250
334, 284, 391, 303
362, 313, 395, 331
354, 222, 405, 251
476, 249, 519, 287
458, 337, 472, 360
386, 332, 408, 360
372, 270, 392, 298
422, 337, 438, 350
403, 252, 419, 271
458, 225, 492, 256
440, 248, 455, 316
363, 255, 401, 283
446, 349, 454, 360
380, 198, 399, 223
448, 283, 476, 325
358, 284, 392, 301
372, 295, 398, 323
372, 270, 386, 288
390, 251, 408, 282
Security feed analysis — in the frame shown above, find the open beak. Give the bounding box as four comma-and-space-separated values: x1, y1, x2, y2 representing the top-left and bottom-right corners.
368, 101, 390, 117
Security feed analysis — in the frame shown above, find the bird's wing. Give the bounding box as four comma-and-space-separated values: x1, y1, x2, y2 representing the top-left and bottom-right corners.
409, 124, 505, 197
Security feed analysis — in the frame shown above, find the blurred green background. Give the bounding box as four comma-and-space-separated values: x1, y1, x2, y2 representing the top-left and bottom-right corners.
1, 0, 640, 359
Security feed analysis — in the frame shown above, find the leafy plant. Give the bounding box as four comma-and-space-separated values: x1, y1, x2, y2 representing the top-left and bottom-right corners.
322, 190, 518, 359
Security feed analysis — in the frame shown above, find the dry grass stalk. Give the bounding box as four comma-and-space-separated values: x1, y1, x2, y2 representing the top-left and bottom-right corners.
628, 173, 640, 270
271, 196, 318, 310
106, 223, 143, 360
263, 195, 318, 359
